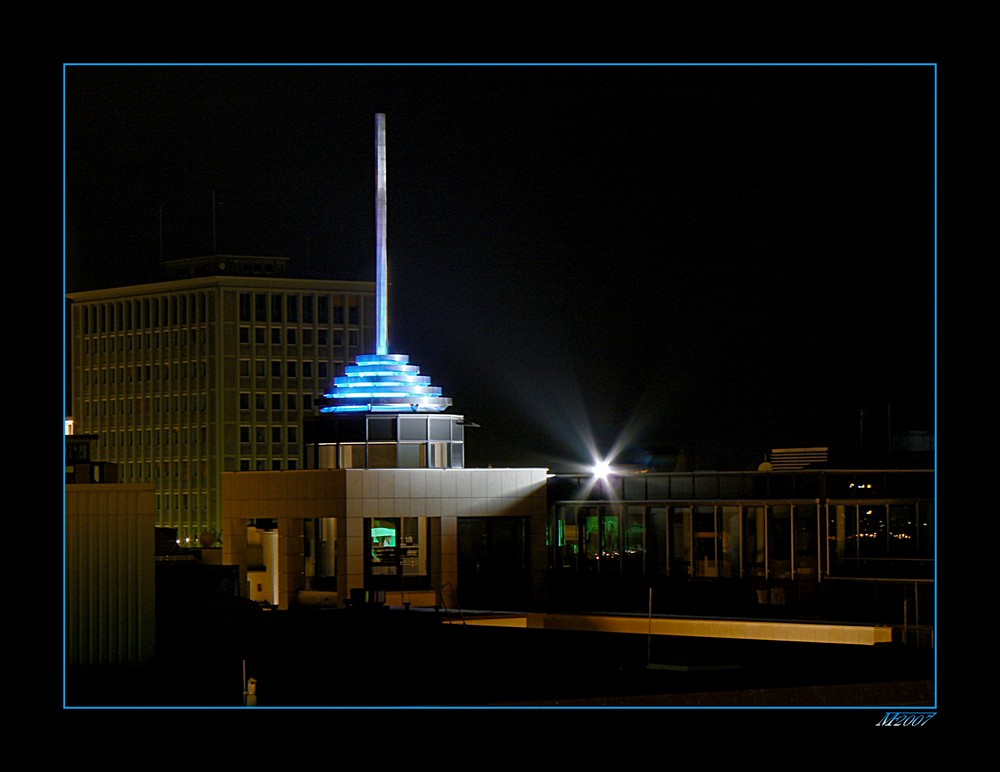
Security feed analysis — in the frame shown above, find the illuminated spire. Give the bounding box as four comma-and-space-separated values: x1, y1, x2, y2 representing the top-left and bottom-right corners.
375, 113, 388, 356
321, 114, 452, 414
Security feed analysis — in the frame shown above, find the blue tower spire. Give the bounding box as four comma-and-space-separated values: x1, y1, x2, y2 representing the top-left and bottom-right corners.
321, 114, 452, 414
375, 112, 388, 356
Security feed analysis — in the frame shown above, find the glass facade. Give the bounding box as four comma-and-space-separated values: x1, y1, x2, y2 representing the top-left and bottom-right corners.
303, 414, 465, 470
547, 470, 934, 620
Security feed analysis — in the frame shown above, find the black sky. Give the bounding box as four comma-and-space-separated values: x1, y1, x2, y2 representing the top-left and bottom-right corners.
64, 63, 936, 471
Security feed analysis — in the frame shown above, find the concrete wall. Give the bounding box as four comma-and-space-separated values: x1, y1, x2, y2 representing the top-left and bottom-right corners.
66, 484, 156, 665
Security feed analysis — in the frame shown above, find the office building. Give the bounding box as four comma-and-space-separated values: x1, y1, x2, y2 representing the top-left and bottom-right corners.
67, 255, 376, 543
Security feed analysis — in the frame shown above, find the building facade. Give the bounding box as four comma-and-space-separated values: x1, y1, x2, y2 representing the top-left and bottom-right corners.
221, 464, 549, 611
67, 255, 375, 544
66, 433, 156, 666
546, 468, 935, 629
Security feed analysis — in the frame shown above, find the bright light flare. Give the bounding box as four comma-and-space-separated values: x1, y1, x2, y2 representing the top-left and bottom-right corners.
592, 460, 611, 480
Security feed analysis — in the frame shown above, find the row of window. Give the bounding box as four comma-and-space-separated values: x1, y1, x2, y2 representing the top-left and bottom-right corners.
92, 427, 210, 447
239, 459, 300, 471
82, 396, 210, 417
552, 470, 935, 503
238, 292, 363, 325
309, 441, 460, 470
83, 361, 209, 385
78, 293, 214, 334
239, 426, 300, 444
550, 500, 933, 580
155, 490, 211, 514
84, 390, 322, 421
116, 462, 207, 481
80, 328, 209, 354
239, 359, 331, 380
238, 326, 359, 347
77, 289, 371, 337
240, 393, 317, 412
79, 323, 363, 357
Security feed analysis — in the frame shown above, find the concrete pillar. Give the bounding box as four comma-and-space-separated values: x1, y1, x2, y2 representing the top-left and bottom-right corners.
223, 516, 248, 598
530, 508, 548, 610
337, 514, 368, 603
439, 514, 458, 604
278, 518, 305, 610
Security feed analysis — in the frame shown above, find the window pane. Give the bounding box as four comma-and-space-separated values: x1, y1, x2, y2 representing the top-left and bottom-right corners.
794, 504, 818, 577
669, 506, 691, 576
768, 505, 792, 578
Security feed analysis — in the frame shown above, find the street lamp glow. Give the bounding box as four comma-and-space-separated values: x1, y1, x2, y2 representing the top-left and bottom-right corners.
592, 460, 611, 480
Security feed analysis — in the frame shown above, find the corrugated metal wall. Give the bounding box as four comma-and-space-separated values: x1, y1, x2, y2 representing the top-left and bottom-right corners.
66, 485, 156, 666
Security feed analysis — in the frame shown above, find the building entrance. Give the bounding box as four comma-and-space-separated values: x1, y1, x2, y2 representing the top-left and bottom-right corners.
364, 517, 430, 590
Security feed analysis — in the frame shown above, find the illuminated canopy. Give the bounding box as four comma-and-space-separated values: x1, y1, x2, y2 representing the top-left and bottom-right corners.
320, 353, 452, 413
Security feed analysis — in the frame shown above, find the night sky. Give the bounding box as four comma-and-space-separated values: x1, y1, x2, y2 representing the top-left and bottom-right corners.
64, 64, 936, 472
